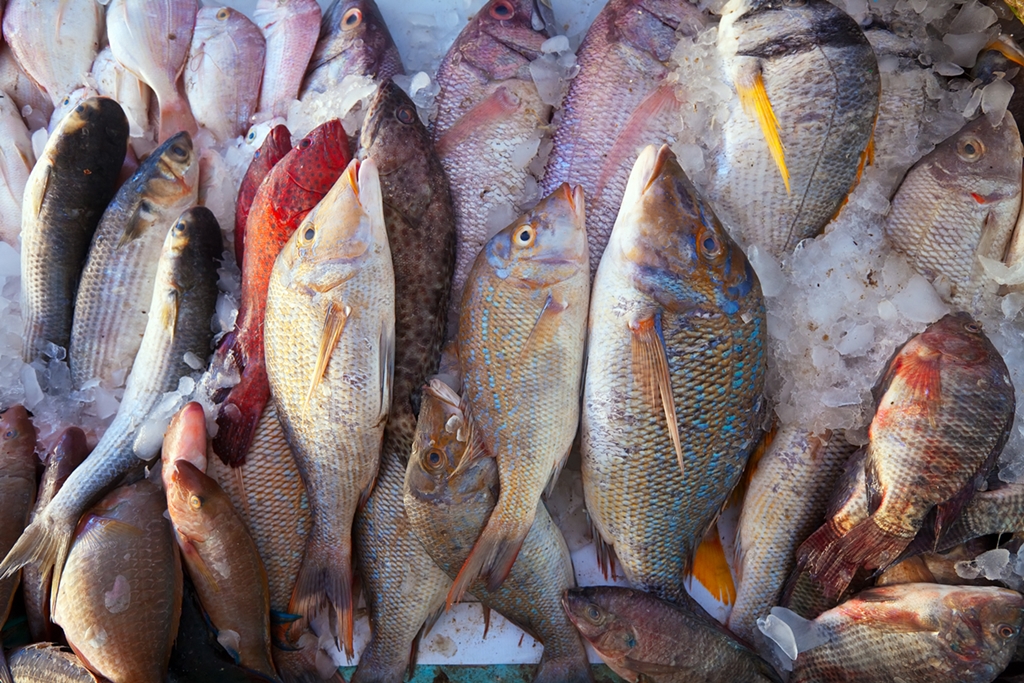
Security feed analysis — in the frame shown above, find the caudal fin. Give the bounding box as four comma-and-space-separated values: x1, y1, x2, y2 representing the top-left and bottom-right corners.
446, 511, 531, 608
213, 363, 272, 467
0, 518, 71, 616
158, 91, 197, 143
806, 517, 912, 600
288, 526, 356, 659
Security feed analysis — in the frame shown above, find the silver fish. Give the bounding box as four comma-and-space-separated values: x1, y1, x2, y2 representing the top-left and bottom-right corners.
255, 0, 322, 117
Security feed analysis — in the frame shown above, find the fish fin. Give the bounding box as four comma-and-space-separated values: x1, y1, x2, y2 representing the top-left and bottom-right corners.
303, 303, 350, 414
31, 164, 51, 219
933, 484, 976, 547
807, 518, 913, 601
796, 520, 848, 579
481, 603, 492, 638
117, 200, 154, 248
519, 293, 569, 366
434, 86, 521, 157
357, 468, 378, 511
735, 63, 789, 193
178, 534, 220, 591
233, 465, 251, 519
213, 363, 271, 468
289, 523, 356, 658
446, 514, 530, 608
377, 321, 395, 426
407, 604, 445, 679
545, 444, 572, 499
591, 517, 617, 580
161, 287, 180, 339
878, 343, 943, 423
728, 422, 777, 510
0, 520, 74, 619
687, 522, 736, 606
629, 313, 683, 476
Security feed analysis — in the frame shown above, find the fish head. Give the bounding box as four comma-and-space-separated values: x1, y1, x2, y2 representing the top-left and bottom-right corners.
166, 459, 227, 538
162, 206, 223, 295
147, 131, 200, 203
55, 96, 127, 146
917, 312, 997, 367
293, 118, 351, 178
49, 86, 101, 133
461, 0, 550, 78
481, 183, 588, 289
562, 588, 639, 662
318, 0, 400, 79
938, 587, 1024, 677
924, 112, 1023, 206
0, 404, 37, 471
360, 80, 429, 174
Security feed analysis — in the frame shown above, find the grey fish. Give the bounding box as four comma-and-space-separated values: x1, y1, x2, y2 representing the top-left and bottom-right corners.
7, 644, 98, 683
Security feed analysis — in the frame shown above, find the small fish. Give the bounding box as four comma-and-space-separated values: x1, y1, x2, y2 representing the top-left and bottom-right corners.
0, 91, 34, 247
8, 644, 98, 683
235, 124, 292, 270
255, 0, 322, 117
20, 97, 129, 363
563, 586, 780, 683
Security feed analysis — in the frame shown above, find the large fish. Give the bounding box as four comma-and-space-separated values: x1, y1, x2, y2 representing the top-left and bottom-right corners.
69, 132, 199, 391
540, 0, 707, 276
7, 644, 98, 683
254, 0, 322, 117
563, 586, 780, 683
235, 124, 292, 270
20, 97, 129, 362
263, 158, 393, 657
0, 91, 34, 247
448, 183, 588, 602
0, 207, 221, 599
405, 380, 592, 683
710, 0, 879, 257
582, 145, 765, 606
213, 119, 350, 467
53, 480, 183, 683
800, 313, 1016, 600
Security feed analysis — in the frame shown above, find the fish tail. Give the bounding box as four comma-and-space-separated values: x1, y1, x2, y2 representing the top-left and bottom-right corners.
213, 363, 271, 467
446, 510, 530, 608
795, 519, 845, 573
289, 526, 356, 659
158, 92, 197, 143
0, 518, 69, 606
807, 518, 912, 601
687, 524, 736, 606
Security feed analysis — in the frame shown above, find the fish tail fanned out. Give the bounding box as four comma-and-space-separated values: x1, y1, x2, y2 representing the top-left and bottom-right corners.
446, 511, 530, 608
807, 517, 912, 601
687, 523, 736, 606
289, 527, 356, 659
0, 518, 71, 616
213, 362, 271, 467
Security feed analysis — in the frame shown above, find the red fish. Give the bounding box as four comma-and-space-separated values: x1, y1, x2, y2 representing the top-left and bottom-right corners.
234, 124, 292, 270
214, 119, 351, 467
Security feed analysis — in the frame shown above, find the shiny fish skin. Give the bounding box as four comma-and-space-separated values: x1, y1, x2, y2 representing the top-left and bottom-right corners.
541, 0, 707, 276
582, 145, 765, 606
69, 131, 198, 391
20, 97, 129, 363
0, 91, 34, 247
53, 480, 183, 683
255, 0, 322, 117
184, 7, 266, 143
8, 644, 98, 683
235, 124, 292, 270
711, 0, 879, 257
563, 586, 780, 683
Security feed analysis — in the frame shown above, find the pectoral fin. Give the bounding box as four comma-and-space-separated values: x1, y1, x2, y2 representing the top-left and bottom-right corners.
178, 534, 220, 592
519, 293, 568, 365
303, 303, 350, 413
435, 87, 521, 158
161, 288, 180, 339
735, 63, 789, 193
629, 313, 683, 475
118, 199, 155, 248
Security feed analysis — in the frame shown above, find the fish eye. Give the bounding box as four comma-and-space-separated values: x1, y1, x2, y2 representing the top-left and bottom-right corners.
999, 624, 1016, 639
343, 8, 363, 29
964, 321, 981, 333
216, 8, 230, 20
624, 634, 636, 649
299, 138, 312, 149
3, 430, 14, 439
957, 136, 984, 162
426, 448, 445, 469
253, 149, 262, 159
189, 494, 202, 510
514, 224, 535, 248
490, 0, 515, 20
303, 226, 316, 241
247, 130, 256, 141
64, 97, 71, 106
397, 106, 416, 125
171, 144, 187, 157
586, 604, 601, 622
699, 231, 721, 257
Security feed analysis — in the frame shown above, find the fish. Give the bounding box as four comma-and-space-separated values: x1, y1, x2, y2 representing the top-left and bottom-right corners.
184, 7, 267, 143
431, 0, 552, 331
404, 379, 593, 683
876, 540, 993, 588
883, 111, 1023, 312
800, 313, 1016, 600
23, 427, 90, 644
235, 124, 292, 270
20, 97, 129, 363
263, 158, 393, 657
0, 90, 34, 247
540, 0, 707, 276
582, 144, 766, 606
779, 583, 1024, 683
301, 0, 404, 96
213, 119, 350, 467
934, 484, 1024, 551
711, 0, 879, 257
1, 0, 102, 107
448, 183, 589, 602
69, 131, 199, 391
163, 402, 209, 474
563, 586, 781, 683
7, 644, 98, 683
728, 428, 855, 644
164, 459, 278, 680
106, 0, 199, 141
0, 206, 221, 603
254, 0, 322, 117
91, 46, 153, 145
52, 479, 183, 683
0, 43, 54, 130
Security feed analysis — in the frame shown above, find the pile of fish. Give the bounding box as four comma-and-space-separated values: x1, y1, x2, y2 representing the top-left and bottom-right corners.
1, 0, 1024, 681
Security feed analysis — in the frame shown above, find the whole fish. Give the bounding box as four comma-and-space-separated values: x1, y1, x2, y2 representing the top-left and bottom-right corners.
255, 0, 322, 117
582, 145, 765, 606
884, 112, 1023, 312
541, 0, 707, 275
404, 380, 593, 683
7, 644, 98, 683
801, 313, 1016, 600
431, 0, 551, 328
69, 131, 199, 391
213, 119, 350, 467
0, 91, 34, 247
20, 97, 129, 362
1, 0, 102, 106
184, 7, 267, 143
301, 0, 404, 96
710, 0, 879, 257
729, 428, 855, 644
53, 480, 183, 683
448, 183, 589, 602
235, 124, 292, 270
779, 584, 1023, 683
563, 586, 781, 683
164, 459, 278, 680
106, 0, 199, 141
0, 207, 221, 601
263, 158, 393, 657
91, 47, 153, 143
0, 43, 54, 130
23, 427, 90, 644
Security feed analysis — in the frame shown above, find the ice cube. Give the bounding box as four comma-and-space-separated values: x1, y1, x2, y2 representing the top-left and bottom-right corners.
982, 78, 1014, 126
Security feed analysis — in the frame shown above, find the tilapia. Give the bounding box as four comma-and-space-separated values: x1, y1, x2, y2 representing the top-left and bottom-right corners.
0, 91, 34, 247
69, 131, 199, 391
91, 47, 153, 144
184, 7, 267, 143
106, 0, 199, 141
255, 0, 322, 116
563, 586, 780, 683
801, 313, 1016, 600
884, 111, 1023, 312
263, 158, 393, 656
20, 97, 129, 363
301, 0, 403, 96
907, 483, 1024, 555
404, 380, 592, 683
235, 124, 292, 270
53, 480, 183, 683
449, 183, 588, 602
214, 119, 350, 467
0, 43, 54, 130
1, 0, 102, 106
541, 0, 707, 275
711, 0, 879, 257
582, 145, 765, 606
7, 644, 98, 683
0, 207, 221, 601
